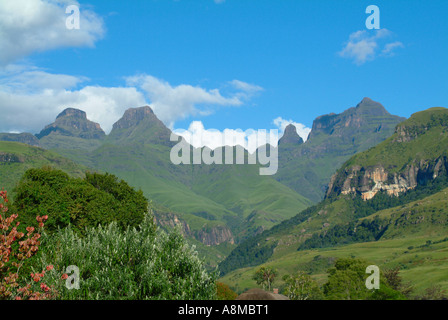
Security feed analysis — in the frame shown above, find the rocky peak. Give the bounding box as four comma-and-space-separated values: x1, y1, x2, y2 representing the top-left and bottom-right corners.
308, 98, 400, 140
36, 108, 105, 140
279, 124, 304, 145
109, 106, 173, 146
56, 108, 87, 120
354, 97, 390, 116
112, 106, 156, 130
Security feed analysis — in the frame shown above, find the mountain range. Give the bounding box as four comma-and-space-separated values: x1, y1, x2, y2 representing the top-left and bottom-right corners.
0, 98, 412, 266
218, 107, 448, 295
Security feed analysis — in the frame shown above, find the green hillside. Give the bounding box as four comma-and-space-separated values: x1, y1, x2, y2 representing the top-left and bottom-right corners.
219, 106, 448, 275
275, 98, 405, 202
220, 187, 448, 296
0, 141, 86, 197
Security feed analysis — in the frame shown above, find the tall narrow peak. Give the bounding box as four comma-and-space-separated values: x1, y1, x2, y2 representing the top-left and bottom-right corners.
279, 124, 304, 145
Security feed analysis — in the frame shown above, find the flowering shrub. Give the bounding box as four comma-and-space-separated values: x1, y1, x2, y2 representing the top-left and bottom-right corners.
0, 189, 56, 300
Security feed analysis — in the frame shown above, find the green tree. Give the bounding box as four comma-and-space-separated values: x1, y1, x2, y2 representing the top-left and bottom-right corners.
252, 266, 277, 291
216, 282, 238, 300
11, 168, 148, 235
282, 271, 323, 300
323, 258, 405, 300
383, 266, 414, 298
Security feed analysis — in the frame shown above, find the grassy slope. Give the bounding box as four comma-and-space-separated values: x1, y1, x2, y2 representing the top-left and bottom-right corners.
220, 187, 448, 295
344, 107, 448, 172
88, 142, 312, 236
275, 106, 405, 202
0, 141, 87, 197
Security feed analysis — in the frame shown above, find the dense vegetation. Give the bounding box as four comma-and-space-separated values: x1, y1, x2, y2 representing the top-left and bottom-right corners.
11, 168, 148, 235
220, 171, 448, 275
0, 169, 217, 300
299, 176, 448, 251
34, 216, 216, 300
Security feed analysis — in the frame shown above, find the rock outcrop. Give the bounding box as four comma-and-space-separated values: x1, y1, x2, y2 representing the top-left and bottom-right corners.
154, 210, 234, 246
278, 124, 304, 145
195, 225, 235, 246
326, 107, 448, 200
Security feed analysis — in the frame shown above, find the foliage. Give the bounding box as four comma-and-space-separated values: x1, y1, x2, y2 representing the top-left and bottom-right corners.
383, 266, 414, 298
252, 266, 277, 291
216, 282, 238, 300
0, 190, 57, 300
11, 168, 148, 235
218, 204, 315, 275
414, 285, 448, 300
34, 214, 217, 300
323, 258, 405, 300
282, 271, 322, 300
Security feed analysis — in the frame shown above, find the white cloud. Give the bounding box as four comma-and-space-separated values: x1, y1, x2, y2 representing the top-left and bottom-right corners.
273, 117, 311, 141
173, 121, 278, 153
381, 41, 404, 56
338, 29, 402, 65
127, 75, 261, 129
0, 0, 104, 65
0, 67, 263, 135
0, 66, 146, 133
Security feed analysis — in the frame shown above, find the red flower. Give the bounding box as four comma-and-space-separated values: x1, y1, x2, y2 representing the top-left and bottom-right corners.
46, 265, 54, 271
61, 274, 68, 280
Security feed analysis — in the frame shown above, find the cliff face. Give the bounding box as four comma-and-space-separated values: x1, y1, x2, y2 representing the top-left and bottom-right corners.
154, 211, 234, 246
0, 152, 24, 163
195, 226, 235, 246
327, 157, 448, 200
326, 107, 448, 200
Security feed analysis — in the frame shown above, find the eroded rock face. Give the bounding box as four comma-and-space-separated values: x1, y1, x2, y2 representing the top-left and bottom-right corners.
195, 226, 235, 246
327, 157, 448, 200
0, 152, 24, 163
154, 211, 234, 246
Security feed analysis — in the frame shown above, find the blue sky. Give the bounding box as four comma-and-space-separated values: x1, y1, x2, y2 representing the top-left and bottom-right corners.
0, 0, 447, 143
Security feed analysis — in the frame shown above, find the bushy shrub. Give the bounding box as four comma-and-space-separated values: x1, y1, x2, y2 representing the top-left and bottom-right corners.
216, 282, 237, 300
35, 214, 217, 300
11, 168, 148, 235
